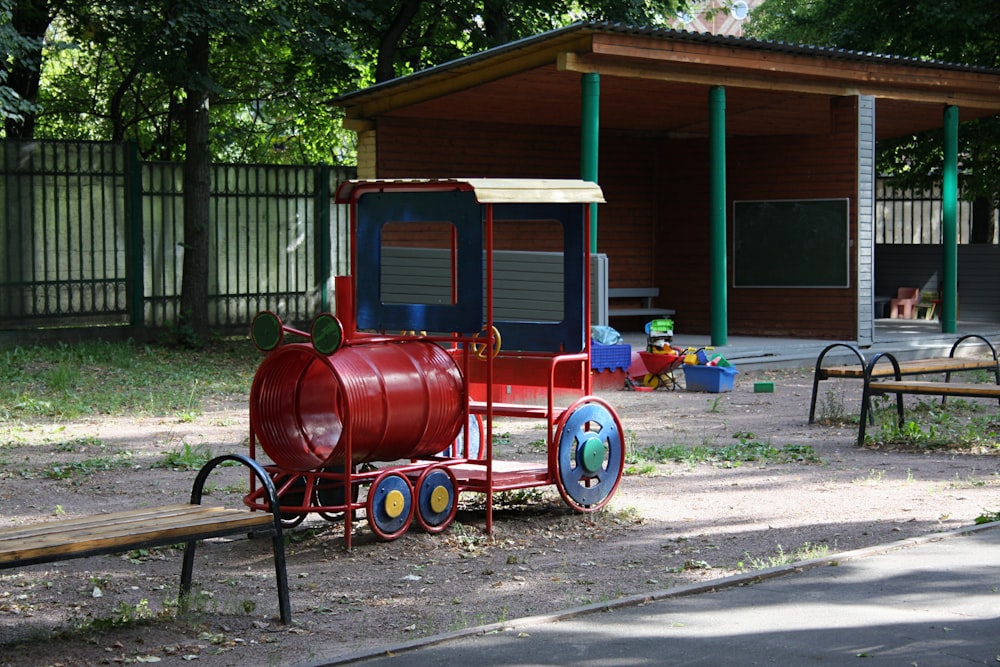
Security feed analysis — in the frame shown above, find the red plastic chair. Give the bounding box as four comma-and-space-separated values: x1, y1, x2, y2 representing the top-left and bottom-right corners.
889, 287, 920, 319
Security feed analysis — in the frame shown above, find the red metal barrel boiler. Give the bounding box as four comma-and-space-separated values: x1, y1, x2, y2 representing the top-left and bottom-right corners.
250, 341, 465, 471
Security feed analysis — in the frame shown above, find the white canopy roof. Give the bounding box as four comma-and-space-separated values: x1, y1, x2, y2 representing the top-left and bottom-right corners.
334, 178, 605, 204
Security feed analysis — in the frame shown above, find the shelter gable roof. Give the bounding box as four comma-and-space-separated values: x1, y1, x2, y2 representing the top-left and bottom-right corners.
335, 22, 1000, 141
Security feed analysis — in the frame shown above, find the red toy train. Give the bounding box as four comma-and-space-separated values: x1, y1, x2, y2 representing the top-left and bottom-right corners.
243, 179, 625, 548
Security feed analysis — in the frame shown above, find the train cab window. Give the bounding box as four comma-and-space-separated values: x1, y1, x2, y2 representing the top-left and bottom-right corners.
379, 221, 457, 305
491, 217, 565, 322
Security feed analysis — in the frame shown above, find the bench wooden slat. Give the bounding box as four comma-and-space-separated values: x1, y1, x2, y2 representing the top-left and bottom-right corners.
823, 357, 998, 379
607, 307, 676, 317
0, 507, 265, 549
607, 288, 660, 298
0, 506, 274, 567
607, 287, 674, 319
0, 454, 291, 624
867, 380, 1000, 399
0, 504, 211, 540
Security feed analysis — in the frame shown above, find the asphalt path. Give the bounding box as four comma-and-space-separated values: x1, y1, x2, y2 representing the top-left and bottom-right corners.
303, 523, 1000, 666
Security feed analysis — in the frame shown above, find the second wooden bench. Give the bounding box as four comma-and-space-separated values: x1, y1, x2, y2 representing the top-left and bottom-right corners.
809, 334, 999, 424
0, 453, 291, 624
607, 287, 675, 321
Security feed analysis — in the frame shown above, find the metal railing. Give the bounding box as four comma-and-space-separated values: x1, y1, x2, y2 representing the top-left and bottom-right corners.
3, 140, 995, 339
876, 178, 999, 245
0, 140, 354, 335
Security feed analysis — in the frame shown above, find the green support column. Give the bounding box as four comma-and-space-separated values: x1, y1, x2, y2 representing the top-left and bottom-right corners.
942, 105, 958, 333
581, 72, 600, 252
709, 87, 728, 346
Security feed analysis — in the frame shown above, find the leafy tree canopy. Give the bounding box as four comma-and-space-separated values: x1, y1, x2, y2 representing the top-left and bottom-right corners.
0, 0, 39, 122
745, 0, 1000, 211
4, 0, 693, 164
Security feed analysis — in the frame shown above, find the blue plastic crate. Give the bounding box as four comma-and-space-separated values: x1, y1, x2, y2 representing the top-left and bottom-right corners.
591, 341, 632, 371
682, 364, 738, 392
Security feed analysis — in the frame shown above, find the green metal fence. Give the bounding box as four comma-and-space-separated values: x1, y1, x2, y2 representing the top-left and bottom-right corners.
876, 177, 999, 244
0, 140, 354, 336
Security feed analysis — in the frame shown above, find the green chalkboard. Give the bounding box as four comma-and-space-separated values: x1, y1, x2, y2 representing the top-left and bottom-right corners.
733, 199, 849, 288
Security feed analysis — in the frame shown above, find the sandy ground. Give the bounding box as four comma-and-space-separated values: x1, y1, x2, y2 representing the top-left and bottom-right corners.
1, 365, 998, 666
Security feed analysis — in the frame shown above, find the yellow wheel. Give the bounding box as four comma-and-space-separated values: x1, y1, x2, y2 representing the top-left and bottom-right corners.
415, 465, 458, 533
366, 472, 413, 540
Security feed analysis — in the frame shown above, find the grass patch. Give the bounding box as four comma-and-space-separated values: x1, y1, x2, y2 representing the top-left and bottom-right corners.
44, 451, 135, 480
69, 599, 161, 632
975, 509, 1000, 524
0, 339, 259, 421
816, 387, 855, 425
155, 442, 213, 471
865, 395, 1000, 452
740, 542, 831, 570
627, 433, 822, 471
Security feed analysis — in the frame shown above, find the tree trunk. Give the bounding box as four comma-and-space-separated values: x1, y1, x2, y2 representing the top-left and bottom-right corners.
179, 32, 212, 347
483, 0, 509, 46
970, 196, 996, 244
4, 0, 53, 138
376, 0, 422, 83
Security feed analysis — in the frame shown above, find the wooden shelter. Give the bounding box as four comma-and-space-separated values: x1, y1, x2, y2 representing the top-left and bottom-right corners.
334, 22, 1000, 343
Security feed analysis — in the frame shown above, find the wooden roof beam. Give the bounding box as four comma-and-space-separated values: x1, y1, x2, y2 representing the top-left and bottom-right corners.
588, 34, 1000, 96
558, 52, 1000, 111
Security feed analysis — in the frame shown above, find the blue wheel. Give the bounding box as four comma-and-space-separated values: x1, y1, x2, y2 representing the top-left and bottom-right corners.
441, 413, 484, 459
554, 397, 625, 511
415, 466, 458, 533
366, 472, 414, 540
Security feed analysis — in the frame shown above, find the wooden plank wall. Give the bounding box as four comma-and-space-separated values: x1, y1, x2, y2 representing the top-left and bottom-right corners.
381, 247, 608, 325
656, 96, 860, 339
375, 99, 861, 340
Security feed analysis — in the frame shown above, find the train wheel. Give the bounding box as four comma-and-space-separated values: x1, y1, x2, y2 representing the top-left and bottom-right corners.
441, 413, 484, 459
275, 476, 308, 528
553, 396, 625, 512
366, 471, 414, 540
316, 465, 358, 521
415, 465, 458, 533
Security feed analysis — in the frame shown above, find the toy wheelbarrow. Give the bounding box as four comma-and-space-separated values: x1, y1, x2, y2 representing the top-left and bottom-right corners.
630, 351, 683, 390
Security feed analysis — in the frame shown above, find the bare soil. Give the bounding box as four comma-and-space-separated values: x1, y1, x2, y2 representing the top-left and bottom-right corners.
1, 366, 999, 666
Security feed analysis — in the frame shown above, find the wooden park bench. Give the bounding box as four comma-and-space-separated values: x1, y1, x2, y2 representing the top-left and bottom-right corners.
0, 454, 291, 624
809, 334, 999, 425
607, 287, 675, 321
856, 351, 1000, 446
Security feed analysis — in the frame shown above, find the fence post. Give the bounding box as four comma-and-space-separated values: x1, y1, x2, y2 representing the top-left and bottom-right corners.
124, 140, 144, 330
316, 165, 331, 313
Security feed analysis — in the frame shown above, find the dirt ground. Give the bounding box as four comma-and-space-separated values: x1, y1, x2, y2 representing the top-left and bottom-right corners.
1, 365, 999, 666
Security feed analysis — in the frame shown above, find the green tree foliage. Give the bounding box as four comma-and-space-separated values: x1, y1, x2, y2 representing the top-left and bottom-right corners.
5, 0, 693, 162
2, 0, 61, 137
337, 0, 690, 84
2, 0, 696, 345
745, 0, 1000, 224
0, 0, 41, 124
